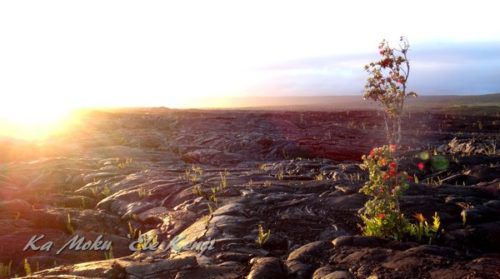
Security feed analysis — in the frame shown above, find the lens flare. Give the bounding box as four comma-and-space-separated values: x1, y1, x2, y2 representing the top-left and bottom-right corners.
0, 105, 76, 140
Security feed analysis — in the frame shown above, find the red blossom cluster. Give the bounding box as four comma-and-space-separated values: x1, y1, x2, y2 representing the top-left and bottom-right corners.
360, 144, 413, 240
363, 38, 417, 146
364, 39, 414, 108
367, 145, 402, 181
417, 162, 425, 171
367, 144, 396, 159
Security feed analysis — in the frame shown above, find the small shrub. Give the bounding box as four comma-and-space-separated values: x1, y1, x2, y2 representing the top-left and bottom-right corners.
413, 174, 419, 183
89, 186, 99, 197
360, 145, 411, 240
65, 213, 75, 234
256, 224, 271, 248
0, 261, 12, 278
485, 140, 497, 155
407, 212, 442, 244
209, 187, 219, 207
185, 165, 204, 184
101, 185, 112, 197
461, 209, 468, 226
192, 185, 203, 197
133, 233, 158, 252
219, 170, 228, 189
360, 145, 446, 242
127, 221, 140, 240
191, 176, 227, 215
117, 158, 133, 169
80, 197, 87, 209
315, 172, 325, 181
104, 245, 114, 260
137, 187, 148, 198
24, 259, 31, 276
259, 164, 269, 172
276, 169, 284, 181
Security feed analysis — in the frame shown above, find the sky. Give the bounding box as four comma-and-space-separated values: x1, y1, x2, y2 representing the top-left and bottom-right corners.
1, 0, 500, 112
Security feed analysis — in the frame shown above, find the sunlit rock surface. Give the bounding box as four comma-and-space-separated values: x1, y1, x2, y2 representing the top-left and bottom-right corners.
0, 108, 498, 278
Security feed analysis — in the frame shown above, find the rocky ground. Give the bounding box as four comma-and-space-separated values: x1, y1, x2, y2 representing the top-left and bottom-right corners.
0, 108, 498, 278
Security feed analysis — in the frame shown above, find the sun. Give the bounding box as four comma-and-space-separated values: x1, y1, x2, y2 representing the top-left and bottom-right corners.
0, 105, 76, 141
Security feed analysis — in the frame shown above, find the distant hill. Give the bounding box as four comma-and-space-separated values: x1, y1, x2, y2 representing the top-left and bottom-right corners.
195, 93, 500, 112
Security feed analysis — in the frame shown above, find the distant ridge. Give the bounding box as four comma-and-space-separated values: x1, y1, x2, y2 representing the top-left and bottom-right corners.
195, 93, 500, 111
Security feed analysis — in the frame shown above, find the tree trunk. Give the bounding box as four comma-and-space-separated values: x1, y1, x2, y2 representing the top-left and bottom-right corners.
396, 116, 401, 146
383, 112, 401, 146
383, 112, 391, 144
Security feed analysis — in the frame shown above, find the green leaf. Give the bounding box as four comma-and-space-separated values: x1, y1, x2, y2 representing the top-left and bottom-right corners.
419, 151, 430, 161
431, 155, 449, 171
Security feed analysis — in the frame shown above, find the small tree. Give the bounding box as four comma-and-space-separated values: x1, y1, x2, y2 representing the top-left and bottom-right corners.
363, 37, 417, 146
360, 39, 444, 242
359, 37, 416, 240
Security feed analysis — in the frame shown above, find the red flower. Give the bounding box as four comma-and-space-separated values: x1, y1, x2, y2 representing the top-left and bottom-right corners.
383, 173, 390, 180
380, 58, 393, 68
417, 162, 425, 171
369, 149, 375, 157
389, 162, 397, 170
377, 213, 385, 219
389, 169, 396, 176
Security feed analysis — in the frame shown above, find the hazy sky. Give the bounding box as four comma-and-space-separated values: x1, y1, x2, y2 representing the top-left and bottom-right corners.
1, 0, 500, 110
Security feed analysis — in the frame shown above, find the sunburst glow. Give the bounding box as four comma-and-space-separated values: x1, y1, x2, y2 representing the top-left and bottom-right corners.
0, 105, 76, 140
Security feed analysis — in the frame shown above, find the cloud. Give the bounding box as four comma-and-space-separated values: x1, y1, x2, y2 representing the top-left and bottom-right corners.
252, 41, 500, 95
